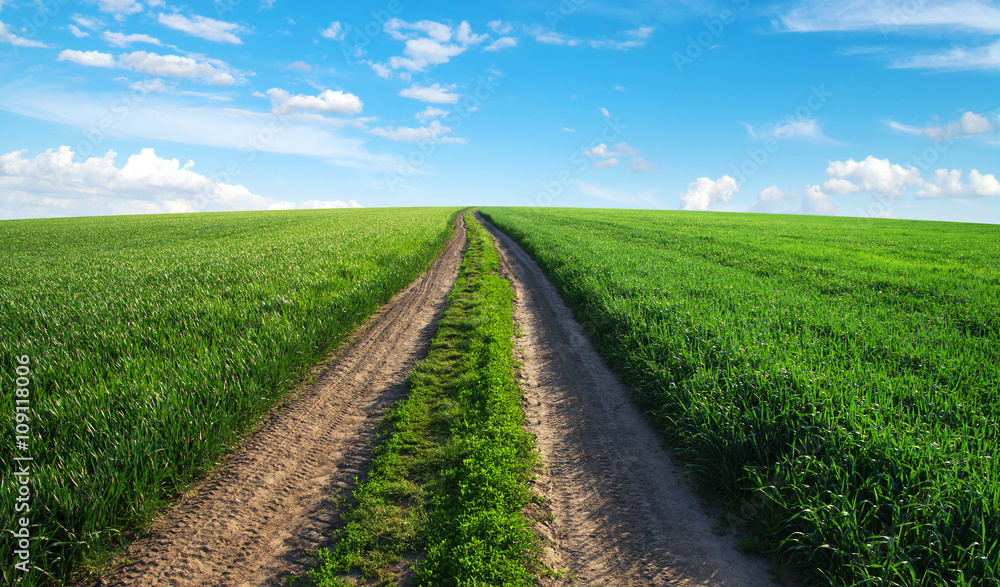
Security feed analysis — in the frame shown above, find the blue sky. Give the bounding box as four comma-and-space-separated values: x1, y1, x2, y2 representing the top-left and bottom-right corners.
0, 0, 997, 222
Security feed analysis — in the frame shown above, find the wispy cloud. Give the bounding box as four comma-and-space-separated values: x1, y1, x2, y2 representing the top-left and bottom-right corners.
777, 0, 1000, 33
590, 26, 654, 50
890, 40, 1000, 71
157, 13, 249, 44
399, 82, 459, 104
0, 21, 46, 47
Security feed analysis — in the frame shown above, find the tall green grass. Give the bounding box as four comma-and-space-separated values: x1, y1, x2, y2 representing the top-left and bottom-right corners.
481, 207, 999, 586
0, 207, 458, 585
310, 213, 541, 586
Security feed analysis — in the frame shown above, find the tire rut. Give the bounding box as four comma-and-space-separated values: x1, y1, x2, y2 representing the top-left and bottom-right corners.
93, 213, 467, 587
479, 213, 798, 587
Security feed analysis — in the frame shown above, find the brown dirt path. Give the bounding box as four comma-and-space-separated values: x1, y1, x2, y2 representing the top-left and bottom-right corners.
93, 214, 467, 587
480, 213, 798, 587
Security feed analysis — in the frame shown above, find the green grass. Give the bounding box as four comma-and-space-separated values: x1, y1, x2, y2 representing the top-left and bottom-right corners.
309, 213, 541, 586
0, 207, 459, 585
481, 207, 1000, 586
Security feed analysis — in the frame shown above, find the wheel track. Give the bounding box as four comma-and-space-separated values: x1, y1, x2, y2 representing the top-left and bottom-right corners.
479, 213, 797, 587
93, 214, 467, 587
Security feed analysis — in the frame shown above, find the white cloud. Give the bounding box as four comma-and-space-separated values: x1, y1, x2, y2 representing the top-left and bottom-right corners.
917, 168, 1000, 198
487, 20, 513, 35
415, 106, 448, 123
58, 49, 116, 68
0, 145, 289, 217
129, 78, 166, 92
455, 21, 488, 45
801, 184, 835, 215
288, 60, 311, 72
68, 25, 90, 38
628, 156, 661, 174
385, 18, 451, 43
613, 143, 639, 158
321, 21, 344, 40
0, 21, 46, 47
822, 156, 922, 197
103, 31, 162, 47
891, 40, 1000, 71
485, 37, 518, 51
599, 107, 610, 117
747, 117, 834, 143
887, 110, 997, 140
157, 13, 248, 44
300, 199, 363, 209
117, 51, 244, 85
582, 141, 662, 173
960, 110, 994, 133
590, 26, 654, 50
369, 120, 453, 142
72, 14, 105, 30
370, 62, 392, 79
535, 30, 579, 46
591, 158, 619, 169
388, 38, 464, 72
614, 85, 626, 91
751, 185, 796, 212
773, 118, 828, 141
265, 88, 363, 115
97, 0, 143, 21
561, 127, 575, 132
375, 18, 487, 76
584, 143, 617, 158
399, 82, 459, 104
778, 0, 1000, 33
680, 175, 739, 211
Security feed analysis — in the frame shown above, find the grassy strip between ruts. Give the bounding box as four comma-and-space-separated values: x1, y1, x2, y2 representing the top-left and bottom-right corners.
308, 213, 544, 586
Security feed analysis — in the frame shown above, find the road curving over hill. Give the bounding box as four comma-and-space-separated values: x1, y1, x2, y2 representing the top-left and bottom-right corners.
94, 214, 467, 587
480, 212, 796, 587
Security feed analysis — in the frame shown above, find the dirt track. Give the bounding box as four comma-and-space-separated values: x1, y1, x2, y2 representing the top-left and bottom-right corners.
96, 215, 466, 587
481, 213, 792, 586
95, 210, 797, 586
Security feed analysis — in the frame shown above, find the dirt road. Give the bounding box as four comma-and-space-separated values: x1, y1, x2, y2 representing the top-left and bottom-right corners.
97, 215, 466, 587
481, 214, 791, 586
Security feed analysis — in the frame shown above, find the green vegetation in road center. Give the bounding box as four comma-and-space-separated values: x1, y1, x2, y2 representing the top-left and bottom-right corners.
309, 213, 543, 586
0, 207, 459, 586
480, 207, 999, 587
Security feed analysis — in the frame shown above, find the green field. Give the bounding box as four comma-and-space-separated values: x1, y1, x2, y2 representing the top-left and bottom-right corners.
0, 207, 458, 585
481, 207, 1000, 586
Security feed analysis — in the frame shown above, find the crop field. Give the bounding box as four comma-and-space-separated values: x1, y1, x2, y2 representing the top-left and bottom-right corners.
0, 207, 458, 584
481, 207, 1000, 585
